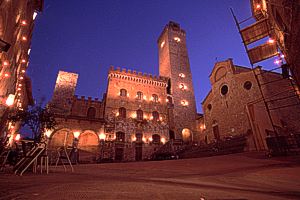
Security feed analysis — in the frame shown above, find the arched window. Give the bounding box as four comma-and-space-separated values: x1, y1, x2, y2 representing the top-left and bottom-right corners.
119, 107, 126, 118
116, 132, 125, 142
136, 91, 143, 100
152, 94, 158, 102
87, 107, 96, 118
120, 89, 127, 97
137, 109, 143, 121
152, 134, 161, 144
152, 111, 159, 121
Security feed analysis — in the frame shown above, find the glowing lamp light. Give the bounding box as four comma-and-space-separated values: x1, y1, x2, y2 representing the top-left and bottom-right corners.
99, 133, 106, 141
132, 136, 137, 142
18, 93, 21, 96
22, 36, 27, 41
280, 54, 285, 58
21, 69, 25, 73
17, 88, 21, 91
21, 59, 26, 63
161, 137, 166, 144
73, 131, 81, 139
149, 137, 153, 142
166, 99, 169, 102
19, 84, 22, 87
4, 73, 9, 77
256, 4, 261, 9
115, 112, 119, 117
15, 134, 21, 141
142, 137, 147, 143
6, 94, 15, 106
44, 129, 52, 138
274, 59, 281, 65
143, 96, 147, 100
3, 61, 9, 66
159, 117, 163, 121
20, 76, 24, 80
21, 20, 27, 25
131, 113, 137, 118
33, 12, 38, 20
143, 115, 148, 119
268, 38, 275, 44
150, 116, 153, 120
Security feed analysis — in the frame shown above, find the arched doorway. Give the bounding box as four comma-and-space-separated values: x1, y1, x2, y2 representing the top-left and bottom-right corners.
182, 128, 191, 142
49, 129, 74, 149
78, 131, 99, 153
212, 120, 220, 141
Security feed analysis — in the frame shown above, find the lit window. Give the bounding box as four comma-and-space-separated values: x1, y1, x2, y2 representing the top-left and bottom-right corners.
136, 91, 143, 100
179, 73, 185, 78
160, 41, 165, 48
120, 89, 127, 97
174, 37, 181, 42
33, 12, 38, 20
152, 94, 158, 103
179, 83, 187, 90
181, 100, 188, 106
21, 20, 27, 25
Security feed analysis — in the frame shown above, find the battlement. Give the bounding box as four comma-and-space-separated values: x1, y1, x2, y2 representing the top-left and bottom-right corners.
74, 95, 102, 103
108, 66, 168, 87
157, 21, 186, 43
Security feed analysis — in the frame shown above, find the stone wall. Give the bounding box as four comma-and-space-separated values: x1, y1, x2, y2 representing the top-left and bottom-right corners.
202, 59, 300, 151
158, 21, 197, 140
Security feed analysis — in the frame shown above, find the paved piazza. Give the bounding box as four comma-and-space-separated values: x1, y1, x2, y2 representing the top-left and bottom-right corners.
1, 153, 300, 200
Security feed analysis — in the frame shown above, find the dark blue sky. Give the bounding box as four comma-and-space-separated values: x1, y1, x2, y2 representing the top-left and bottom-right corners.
29, 0, 254, 112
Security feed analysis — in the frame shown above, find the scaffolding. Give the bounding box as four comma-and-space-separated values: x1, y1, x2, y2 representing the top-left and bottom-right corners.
230, 7, 300, 154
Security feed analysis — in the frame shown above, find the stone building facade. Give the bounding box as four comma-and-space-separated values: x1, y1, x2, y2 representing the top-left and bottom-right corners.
202, 59, 300, 151
48, 22, 201, 162
0, 0, 43, 138
158, 21, 197, 142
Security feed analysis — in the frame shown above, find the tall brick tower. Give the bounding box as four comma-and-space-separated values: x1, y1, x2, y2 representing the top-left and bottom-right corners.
158, 21, 197, 141
49, 71, 78, 114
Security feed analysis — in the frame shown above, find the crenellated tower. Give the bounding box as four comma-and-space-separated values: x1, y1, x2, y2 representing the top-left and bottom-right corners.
158, 21, 197, 141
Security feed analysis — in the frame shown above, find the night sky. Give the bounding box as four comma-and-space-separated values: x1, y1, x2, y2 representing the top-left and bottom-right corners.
28, 0, 255, 112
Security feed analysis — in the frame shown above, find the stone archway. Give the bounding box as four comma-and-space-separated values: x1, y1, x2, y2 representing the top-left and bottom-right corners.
78, 130, 99, 153
49, 129, 74, 149
182, 128, 192, 142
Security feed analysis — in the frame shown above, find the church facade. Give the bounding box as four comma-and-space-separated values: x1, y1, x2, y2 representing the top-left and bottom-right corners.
47, 22, 202, 162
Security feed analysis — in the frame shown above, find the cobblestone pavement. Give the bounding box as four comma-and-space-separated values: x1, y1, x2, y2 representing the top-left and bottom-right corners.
1, 152, 300, 200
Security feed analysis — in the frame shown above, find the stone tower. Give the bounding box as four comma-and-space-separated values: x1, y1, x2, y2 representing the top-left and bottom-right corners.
49, 71, 78, 114
158, 21, 197, 141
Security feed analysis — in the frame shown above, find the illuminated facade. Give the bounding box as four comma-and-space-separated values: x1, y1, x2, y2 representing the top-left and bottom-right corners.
158, 22, 198, 142
48, 22, 202, 162
202, 59, 300, 151
0, 0, 43, 137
